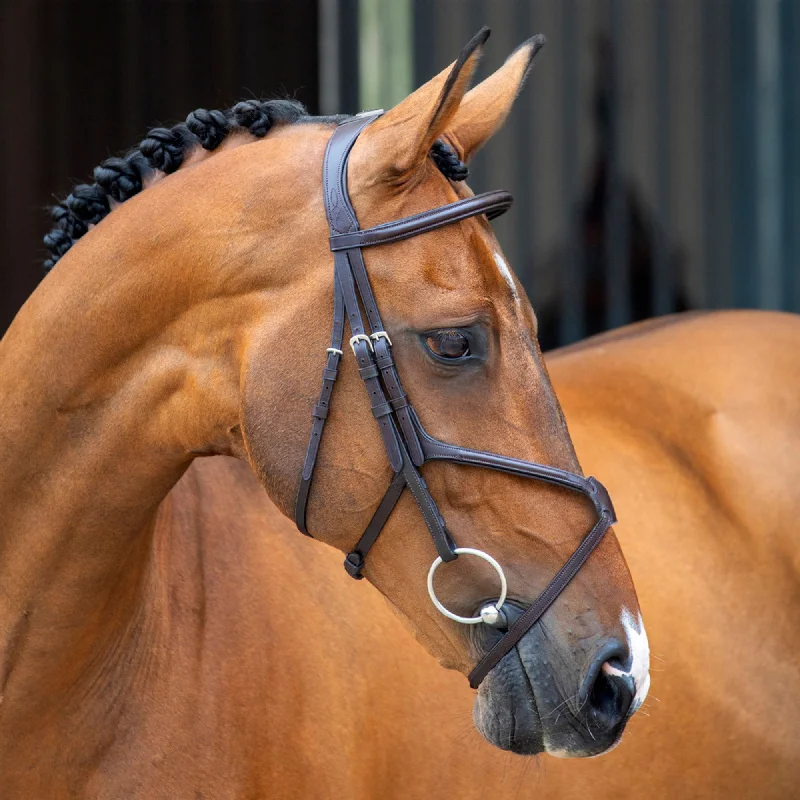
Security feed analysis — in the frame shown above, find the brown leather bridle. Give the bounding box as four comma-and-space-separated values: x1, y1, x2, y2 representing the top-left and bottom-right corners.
296, 112, 617, 689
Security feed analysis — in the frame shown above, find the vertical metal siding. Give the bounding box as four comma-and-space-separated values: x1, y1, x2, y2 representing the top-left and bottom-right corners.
653, 0, 672, 316
604, 0, 631, 330
702, 0, 731, 309
754, 0, 783, 310
781, 0, 800, 312
730, 0, 758, 308
559, 0, 585, 344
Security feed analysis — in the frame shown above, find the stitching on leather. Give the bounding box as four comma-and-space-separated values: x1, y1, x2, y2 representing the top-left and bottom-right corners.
350, 254, 383, 330
327, 117, 374, 234
405, 466, 448, 548
361, 192, 510, 234
330, 196, 510, 246
417, 426, 587, 492
330, 193, 512, 250
332, 122, 359, 233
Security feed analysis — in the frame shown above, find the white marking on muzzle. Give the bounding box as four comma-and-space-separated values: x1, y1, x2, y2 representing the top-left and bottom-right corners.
602, 609, 650, 710
493, 252, 519, 301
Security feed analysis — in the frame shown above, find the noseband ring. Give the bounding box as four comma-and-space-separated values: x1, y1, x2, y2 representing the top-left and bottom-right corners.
427, 548, 508, 625
296, 111, 617, 689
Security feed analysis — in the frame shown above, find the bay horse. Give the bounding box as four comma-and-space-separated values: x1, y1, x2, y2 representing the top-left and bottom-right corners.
1, 30, 648, 796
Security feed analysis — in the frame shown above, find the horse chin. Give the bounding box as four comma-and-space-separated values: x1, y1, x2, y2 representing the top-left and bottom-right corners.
472, 662, 545, 755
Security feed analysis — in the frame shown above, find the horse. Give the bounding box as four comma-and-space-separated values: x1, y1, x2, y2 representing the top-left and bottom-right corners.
0, 30, 650, 797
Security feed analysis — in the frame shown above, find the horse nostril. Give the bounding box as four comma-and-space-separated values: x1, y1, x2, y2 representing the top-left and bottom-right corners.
584, 652, 635, 732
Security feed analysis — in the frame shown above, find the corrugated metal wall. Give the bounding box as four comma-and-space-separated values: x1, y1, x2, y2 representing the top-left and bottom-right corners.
329, 0, 800, 348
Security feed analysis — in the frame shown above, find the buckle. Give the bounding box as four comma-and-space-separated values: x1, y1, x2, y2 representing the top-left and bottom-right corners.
370, 331, 392, 347
343, 551, 365, 579
326, 347, 343, 356
349, 334, 373, 355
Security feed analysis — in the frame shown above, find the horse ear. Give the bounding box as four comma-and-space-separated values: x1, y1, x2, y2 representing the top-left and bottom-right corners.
447, 35, 546, 163
355, 28, 490, 181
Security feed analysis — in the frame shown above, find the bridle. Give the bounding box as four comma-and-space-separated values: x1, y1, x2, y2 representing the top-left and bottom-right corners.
296, 111, 617, 689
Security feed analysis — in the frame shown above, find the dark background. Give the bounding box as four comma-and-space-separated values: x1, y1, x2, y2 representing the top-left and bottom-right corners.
0, 0, 319, 333
2, 0, 799, 347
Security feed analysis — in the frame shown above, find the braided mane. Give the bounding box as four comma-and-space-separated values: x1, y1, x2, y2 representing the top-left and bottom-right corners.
44, 99, 468, 272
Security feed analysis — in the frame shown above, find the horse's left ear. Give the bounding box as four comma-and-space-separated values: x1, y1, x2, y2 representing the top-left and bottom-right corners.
353, 27, 489, 183
447, 35, 546, 163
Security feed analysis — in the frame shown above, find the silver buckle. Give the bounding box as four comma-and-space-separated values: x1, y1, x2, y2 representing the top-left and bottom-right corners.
326, 347, 343, 356
370, 331, 392, 347
349, 334, 374, 354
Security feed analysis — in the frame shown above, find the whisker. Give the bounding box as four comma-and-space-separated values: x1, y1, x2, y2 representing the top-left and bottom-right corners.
546, 693, 579, 719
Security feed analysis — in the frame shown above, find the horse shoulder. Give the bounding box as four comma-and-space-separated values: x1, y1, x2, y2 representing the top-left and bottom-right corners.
547, 309, 800, 558
540, 310, 800, 795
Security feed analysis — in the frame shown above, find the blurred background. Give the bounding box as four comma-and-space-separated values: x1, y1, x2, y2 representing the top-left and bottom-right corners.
2, 0, 799, 348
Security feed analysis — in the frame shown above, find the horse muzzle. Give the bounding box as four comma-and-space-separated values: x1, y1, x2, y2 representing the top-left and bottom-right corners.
471, 607, 642, 757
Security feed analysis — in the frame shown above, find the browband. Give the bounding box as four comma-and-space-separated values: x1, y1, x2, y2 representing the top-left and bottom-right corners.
297, 110, 616, 690
329, 190, 513, 251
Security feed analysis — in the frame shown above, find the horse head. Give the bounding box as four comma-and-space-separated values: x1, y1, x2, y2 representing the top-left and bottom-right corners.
238, 31, 649, 757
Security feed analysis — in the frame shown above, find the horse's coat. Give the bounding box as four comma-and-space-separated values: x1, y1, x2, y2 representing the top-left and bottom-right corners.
492, 251, 519, 301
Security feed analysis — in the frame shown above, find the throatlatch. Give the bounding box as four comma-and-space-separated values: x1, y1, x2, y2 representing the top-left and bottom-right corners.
295, 112, 617, 689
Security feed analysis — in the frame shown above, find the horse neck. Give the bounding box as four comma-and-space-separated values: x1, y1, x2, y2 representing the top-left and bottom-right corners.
0, 137, 320, 690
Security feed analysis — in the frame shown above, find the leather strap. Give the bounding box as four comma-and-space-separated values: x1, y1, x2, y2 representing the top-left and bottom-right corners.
346, 244, 425, 466
344, 469, 407, 578
412, 410, 590, 494
296, 112, 382, 534
330, 190, 513, 251
334, 248, 404, 471
372, 335, 424, 467
295, 271, 347, 535
324, 112, 383, 235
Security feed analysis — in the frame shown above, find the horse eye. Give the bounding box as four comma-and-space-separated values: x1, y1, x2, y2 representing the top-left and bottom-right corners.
426, 330, 471, 360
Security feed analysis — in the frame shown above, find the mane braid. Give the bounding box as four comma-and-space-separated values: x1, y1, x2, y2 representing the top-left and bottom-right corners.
43, 101, 469, 273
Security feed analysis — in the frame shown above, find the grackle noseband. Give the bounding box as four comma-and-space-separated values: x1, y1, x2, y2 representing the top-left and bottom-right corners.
296, 112, 616, 689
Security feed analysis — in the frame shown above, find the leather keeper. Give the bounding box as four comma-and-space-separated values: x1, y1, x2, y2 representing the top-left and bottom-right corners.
312, 404, 329, 419
322, 368, 339, 381
371, 401, 393, 419
390, 394, 409, 410
343, 551, 365, 580
359, 364, 380, 380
